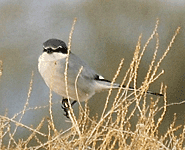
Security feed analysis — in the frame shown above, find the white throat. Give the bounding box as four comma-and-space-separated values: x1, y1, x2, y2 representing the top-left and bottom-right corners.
39, 52, 68, 62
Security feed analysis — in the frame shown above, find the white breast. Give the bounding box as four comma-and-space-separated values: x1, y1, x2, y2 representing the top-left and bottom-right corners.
38, 52, 96, 102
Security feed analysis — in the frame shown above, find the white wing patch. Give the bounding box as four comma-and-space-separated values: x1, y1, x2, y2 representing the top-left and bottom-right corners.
98, 75, 104, 80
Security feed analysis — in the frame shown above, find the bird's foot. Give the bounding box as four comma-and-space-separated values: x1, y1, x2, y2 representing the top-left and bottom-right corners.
61, 99, 77, 118
61, 99, 70, 118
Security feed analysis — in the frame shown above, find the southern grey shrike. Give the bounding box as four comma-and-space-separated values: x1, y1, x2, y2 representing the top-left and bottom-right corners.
38, 39, 163, 117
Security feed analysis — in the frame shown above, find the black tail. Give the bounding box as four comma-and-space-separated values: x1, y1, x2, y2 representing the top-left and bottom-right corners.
121, 85, 163, 96
94, 75, 163, 97
146, 91, 163, 96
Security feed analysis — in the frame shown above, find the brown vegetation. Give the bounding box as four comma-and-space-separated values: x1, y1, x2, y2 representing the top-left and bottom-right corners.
0, 19, 184, 150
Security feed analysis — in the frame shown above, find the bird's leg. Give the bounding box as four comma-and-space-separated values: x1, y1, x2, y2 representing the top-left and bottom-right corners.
61, 98, 69, 118
71, 100, 77, 106
61, 98, 77, 118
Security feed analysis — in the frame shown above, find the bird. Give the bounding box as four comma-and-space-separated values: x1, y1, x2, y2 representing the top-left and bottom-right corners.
38, 39, 163, 117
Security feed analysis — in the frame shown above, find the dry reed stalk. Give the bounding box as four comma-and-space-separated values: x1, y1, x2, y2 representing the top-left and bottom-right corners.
0, 19, 183, 149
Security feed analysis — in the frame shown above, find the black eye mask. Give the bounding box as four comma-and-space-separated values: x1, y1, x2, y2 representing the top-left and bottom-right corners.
43, 46, 68, 54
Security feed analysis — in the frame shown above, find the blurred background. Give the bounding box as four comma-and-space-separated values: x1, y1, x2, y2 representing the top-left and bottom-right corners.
0, 0, 184, 145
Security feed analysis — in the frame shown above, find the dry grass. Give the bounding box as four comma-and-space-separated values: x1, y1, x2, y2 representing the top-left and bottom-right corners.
0, 19, 184, 150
